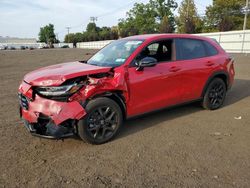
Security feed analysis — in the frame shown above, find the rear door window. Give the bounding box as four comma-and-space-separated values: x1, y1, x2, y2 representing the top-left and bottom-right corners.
176, 39, 207, 60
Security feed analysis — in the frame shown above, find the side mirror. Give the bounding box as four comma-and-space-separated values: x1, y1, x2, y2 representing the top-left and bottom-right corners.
135, 57, 157, 71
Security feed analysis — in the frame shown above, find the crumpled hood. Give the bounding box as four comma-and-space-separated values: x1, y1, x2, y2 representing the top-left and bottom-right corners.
24, 61, 111, 86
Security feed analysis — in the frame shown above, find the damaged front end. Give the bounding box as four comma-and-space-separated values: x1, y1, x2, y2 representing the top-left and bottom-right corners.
18, 66, 127, 139
18, 86, 86, 138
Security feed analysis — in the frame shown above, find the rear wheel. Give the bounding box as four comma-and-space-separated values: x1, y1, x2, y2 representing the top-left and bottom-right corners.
202, 78, 227, 110
78, 97, 123, 144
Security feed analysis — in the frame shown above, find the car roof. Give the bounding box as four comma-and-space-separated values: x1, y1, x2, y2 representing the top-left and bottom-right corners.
124, 33, 211, 41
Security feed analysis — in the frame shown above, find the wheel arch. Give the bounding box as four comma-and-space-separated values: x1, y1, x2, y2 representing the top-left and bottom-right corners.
201, 71, 229, 97
86, 91, 127, 120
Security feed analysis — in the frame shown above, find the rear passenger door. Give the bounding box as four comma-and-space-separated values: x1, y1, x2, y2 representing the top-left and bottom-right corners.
175, 38, 218, 102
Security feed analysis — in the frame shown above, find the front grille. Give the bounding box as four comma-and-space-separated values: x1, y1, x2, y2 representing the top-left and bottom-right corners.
18, 93, 29, 110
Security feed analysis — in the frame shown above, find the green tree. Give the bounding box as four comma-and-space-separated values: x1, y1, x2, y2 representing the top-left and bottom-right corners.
38, 24, 56, 45
151, 0, 178, 32
85, 22, 100, 41
118, 19, 139, 37
64, 33, 75, 43
82, 32, 89, 42
123, 2, 157, 34
99, 27, 111, 40
64, 32, 86, 43
118, 0, 178, 37
74, 32, 84, 42
64, 22, 115, 42
86, 22, 99, 33
177, 0, 203, 33
204, 0, 249, 32
159, 15, 175, 33
110, 26, 119, 39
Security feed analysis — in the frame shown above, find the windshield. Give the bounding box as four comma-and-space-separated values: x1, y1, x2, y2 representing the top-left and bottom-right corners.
87, 39, 144, 67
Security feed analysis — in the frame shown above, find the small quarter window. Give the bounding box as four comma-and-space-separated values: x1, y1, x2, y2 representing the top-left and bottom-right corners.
203, 41, 218, 56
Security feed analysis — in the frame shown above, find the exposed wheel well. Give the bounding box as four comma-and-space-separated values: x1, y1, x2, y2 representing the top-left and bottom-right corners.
90, 91, 127, 120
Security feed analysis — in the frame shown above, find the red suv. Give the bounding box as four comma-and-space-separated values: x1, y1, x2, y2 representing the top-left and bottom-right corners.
18, 34, 235, 144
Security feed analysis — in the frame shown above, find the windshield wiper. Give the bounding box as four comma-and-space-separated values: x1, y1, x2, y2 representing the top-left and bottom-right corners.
88, 63, 99, 66
78, 60, 87, 64
80, 61, 99, 66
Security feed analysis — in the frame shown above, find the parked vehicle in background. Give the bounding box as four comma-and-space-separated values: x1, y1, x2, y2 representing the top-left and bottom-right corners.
38, 43, 49, 49
61, 45, 69, 48
18, 34, 235, 144
0, 45, 6, 50
20, 46, 26, 50
29, 46, 34, 50
10, 46, 16, 50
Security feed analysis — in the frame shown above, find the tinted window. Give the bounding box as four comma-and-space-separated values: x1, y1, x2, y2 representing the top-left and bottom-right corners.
135, 40, 173, 63
176, 39, 206, 60
203, 41, 218, 56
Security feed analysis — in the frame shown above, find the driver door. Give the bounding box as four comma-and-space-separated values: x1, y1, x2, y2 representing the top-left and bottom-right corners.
126, 40, 183, 117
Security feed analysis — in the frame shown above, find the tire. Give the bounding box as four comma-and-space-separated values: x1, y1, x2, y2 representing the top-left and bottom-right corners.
202, 78, 227, 110
78, 97, 123, 144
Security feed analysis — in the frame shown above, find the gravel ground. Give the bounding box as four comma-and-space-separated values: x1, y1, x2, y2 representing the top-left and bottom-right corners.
0, 49, 249, 188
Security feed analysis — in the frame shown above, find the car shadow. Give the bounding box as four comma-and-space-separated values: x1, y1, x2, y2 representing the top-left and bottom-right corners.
117, 79, 250, 140
117, 104, 201, 140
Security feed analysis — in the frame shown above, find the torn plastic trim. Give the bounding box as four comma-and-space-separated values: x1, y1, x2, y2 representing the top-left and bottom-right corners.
23, 119, 74, 139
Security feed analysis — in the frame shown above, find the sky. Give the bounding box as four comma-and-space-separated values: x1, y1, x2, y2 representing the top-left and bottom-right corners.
0, 0, 212, 40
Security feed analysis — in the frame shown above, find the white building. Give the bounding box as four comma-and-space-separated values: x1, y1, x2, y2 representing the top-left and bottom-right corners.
0, 36, 36, 43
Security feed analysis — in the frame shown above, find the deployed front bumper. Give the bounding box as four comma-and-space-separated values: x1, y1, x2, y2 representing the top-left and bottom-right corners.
18, 81, 86, 138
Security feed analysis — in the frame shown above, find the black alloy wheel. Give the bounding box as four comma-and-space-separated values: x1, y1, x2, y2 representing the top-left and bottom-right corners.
87, 106, 118, 140
78, 97, 123, 144
202, 78, 227, 110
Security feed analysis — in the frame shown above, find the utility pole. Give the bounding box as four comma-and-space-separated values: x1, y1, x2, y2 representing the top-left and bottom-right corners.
90, 17, 98, 23
243, 0, 249, 30
66, 27, 71, 43
187, 0, 190, 19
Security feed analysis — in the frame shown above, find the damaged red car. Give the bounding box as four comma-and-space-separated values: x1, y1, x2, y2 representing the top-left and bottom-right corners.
18, 34, 235, 144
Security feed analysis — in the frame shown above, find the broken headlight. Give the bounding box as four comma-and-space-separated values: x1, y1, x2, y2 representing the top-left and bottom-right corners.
35, 83, 83, 97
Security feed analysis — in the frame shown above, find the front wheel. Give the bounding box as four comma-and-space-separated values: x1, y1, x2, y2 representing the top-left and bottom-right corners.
202, 78, 227, 110
78, 97, 123, 144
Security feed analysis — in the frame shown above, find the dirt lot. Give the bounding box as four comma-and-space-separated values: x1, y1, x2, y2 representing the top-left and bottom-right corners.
0, 49, 249, 187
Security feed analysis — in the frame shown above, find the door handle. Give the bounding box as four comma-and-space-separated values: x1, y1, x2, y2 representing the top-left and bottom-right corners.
169, 66, 181, 72
206, 61, 215, 66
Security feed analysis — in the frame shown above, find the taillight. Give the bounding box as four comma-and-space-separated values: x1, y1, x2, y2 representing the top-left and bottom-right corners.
228, 56, 234, 64
227, 56, 235, 76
